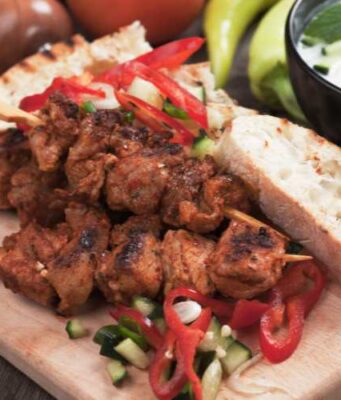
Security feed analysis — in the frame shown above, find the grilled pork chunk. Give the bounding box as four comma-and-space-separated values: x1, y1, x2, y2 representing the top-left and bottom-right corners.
208, 221, 287, 299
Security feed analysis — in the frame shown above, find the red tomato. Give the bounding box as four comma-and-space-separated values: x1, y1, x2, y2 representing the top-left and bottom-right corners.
66, 0, 205, 44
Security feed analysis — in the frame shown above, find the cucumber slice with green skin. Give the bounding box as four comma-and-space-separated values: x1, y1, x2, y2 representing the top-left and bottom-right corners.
191, 133, 216, 160
119, 315, 142, 333
117, 324, 149, 351
163, 99, 188, 119
301, 35, 322, 47
131, 296, 157, 317
220, 340, 252, 376
198, 317, 234, 353
93, 325, 121, 346
128, 77, 164, 109
153, 318, 167, 335
106, 360, 128, 386
202, 358, 223, 400
148, 304, 164, 320
313, 64, 330, 75
114, 338, 150, 369
81, 101, 96, 113
65, 319, 89, 339
100, 336, 126, 363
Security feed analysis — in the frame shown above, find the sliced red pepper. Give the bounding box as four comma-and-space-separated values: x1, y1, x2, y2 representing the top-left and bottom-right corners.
20, 77, 104, 113
114, 90, 194, 145
96, 37, 204, 85
229, 300, 270, 330
136, 37, 205, 70
260, 261, 325, 363
110, 305, 163, 349
120, 61, 208, 129
149, 330, 187, 400
149, 307, 211, 400
260, 298, 305, 364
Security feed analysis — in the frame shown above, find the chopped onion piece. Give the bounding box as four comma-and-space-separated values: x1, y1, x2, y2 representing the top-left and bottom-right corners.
173, 300, 202, 324
228, 353, 292, 397
86, 82, 119, 109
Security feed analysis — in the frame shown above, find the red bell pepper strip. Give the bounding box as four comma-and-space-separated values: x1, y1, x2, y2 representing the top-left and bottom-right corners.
114, 90, 195, 145
110, 305, 163, 349
149, 330, 187, 400
136, 37, 205, 70
228, 300, 270, 330
149, 307, 211, 400
120, 61, 208, 129
260, 261, 325, 363
96, 37, 204, 85
20, 77, 104, 113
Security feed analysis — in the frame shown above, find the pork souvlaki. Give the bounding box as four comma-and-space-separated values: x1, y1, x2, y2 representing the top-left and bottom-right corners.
0, 22, 329, 400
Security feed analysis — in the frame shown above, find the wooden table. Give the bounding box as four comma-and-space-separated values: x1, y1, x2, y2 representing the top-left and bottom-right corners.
0, 24, 265, 400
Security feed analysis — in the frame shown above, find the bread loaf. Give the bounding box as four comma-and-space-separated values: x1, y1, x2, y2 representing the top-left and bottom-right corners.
215, 115, 341, 278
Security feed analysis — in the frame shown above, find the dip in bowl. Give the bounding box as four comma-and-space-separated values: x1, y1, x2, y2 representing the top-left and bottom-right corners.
286, 0, 341, 145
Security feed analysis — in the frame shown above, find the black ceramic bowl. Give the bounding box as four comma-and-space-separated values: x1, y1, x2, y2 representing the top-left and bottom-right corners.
286, 0, 341, 146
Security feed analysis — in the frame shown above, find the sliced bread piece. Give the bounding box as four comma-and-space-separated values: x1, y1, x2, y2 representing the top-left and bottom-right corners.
215, 115, 341, 278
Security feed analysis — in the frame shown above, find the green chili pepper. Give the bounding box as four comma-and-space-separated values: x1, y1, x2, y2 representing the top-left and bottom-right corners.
248, 0, 306, 122
204, 0, 279, 88
81, 101, 96, 113
163, 99, 188, 120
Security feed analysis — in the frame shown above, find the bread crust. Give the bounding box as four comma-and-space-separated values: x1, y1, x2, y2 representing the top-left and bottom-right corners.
215, 115, 341, 279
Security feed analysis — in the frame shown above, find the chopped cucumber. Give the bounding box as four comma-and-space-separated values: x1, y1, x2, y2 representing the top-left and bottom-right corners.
93, 325, 121, 346
323, 39, 341, 57
81, 101, 96, 113
117, 324, 149, 351
132, 296, 157, 317
124, 111, 135, 124
191, 132, 216, 159
65, 319, 89, 339
115, 338, 150, 369
163, 99, 188, 119
181, 82, 206, 103
148, 304, 164, 320
313, 63, 330, 74
154, 318, 167, 335
100, 336, 126, 363
301, 35, 321, 47
202, 358, 223, 400
198, 317, 234, 353
220, 340, 252, 376
128, 77, 163, 109
107, 359, 127, 386
119, 315, 142, 333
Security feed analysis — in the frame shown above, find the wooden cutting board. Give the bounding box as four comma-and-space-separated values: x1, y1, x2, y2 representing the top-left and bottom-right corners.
1, 211, 341, 400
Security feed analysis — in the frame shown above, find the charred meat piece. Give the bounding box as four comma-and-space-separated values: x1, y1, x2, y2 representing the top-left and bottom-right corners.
28, 92, 80, 172
65, 110, 121, 202
0, 223, 69, 307
110, 214, 163, 248
106, 145, 184, 215
208, 221, 287, 299
162, 156, 250, 233
96, 232, 162, 304
0, 129, 30, 210
179, 175, 250, 233
46, 203, 110, 314
8, 161, 66, 226
161, 229, 215, 295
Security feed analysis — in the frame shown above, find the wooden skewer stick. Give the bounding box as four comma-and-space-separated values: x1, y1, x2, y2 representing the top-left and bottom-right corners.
0, 100, 42, 127
281, 254, 313, 263
224, 206, 289, 240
